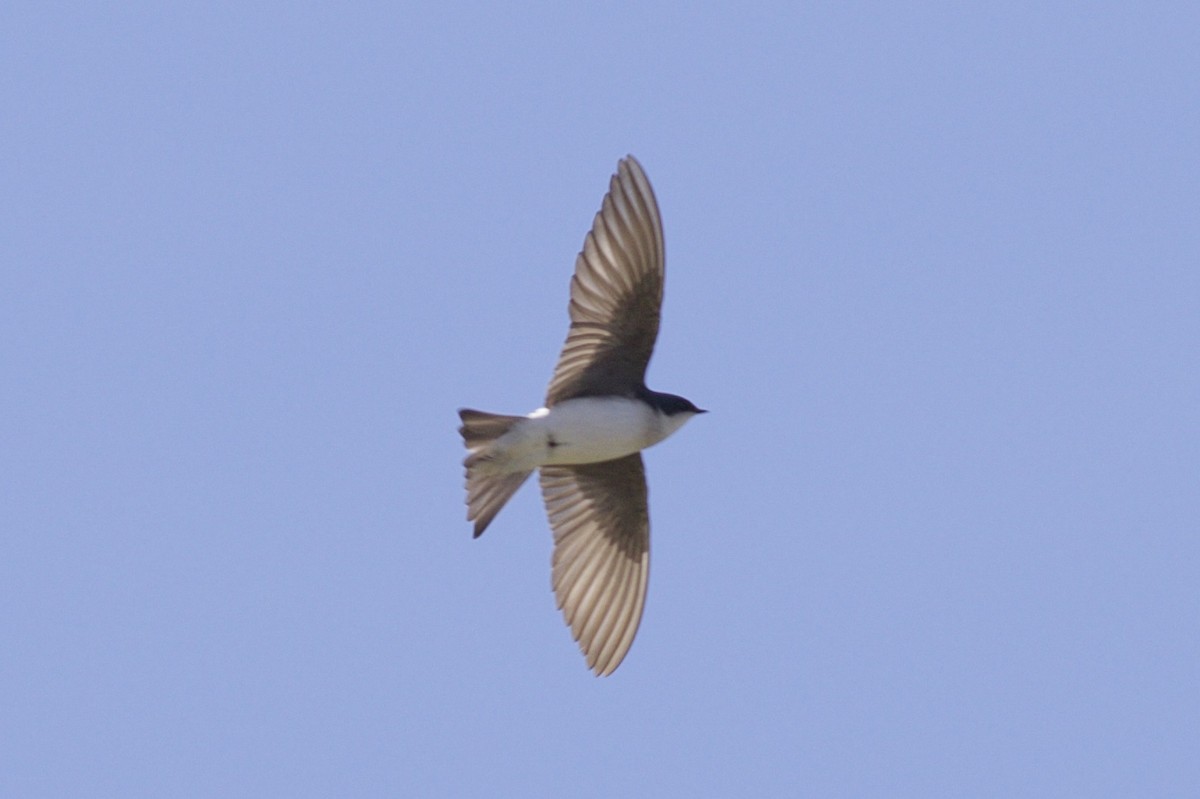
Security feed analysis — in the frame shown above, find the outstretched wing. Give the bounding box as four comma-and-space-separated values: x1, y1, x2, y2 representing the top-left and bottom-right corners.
539, 453, 650, 676
545, 156, 665, 405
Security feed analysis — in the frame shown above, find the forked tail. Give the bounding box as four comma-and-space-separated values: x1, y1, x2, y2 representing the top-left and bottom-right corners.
457, 409, 533, 538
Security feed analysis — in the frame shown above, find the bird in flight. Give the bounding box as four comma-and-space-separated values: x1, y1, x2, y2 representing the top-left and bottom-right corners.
458, 155, 704, 676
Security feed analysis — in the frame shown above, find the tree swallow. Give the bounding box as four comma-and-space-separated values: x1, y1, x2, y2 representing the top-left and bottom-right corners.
458, 156, 705, 676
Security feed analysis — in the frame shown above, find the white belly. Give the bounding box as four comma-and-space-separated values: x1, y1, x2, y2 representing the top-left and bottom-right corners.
490, 397, 666, 471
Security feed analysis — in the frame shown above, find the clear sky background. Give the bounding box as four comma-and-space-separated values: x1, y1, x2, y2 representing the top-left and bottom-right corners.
3, 3, 1198, 796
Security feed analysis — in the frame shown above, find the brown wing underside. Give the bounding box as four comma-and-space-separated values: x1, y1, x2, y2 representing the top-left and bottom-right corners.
539, 453, 650, 676
545, 156, 666, 405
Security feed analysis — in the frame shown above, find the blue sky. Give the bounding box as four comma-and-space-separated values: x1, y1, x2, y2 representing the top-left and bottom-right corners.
3, 3, 1198, 796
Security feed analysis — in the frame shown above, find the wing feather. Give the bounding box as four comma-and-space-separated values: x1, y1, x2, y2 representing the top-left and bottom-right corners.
545, 156, 665, 405
540, 453, 650, 676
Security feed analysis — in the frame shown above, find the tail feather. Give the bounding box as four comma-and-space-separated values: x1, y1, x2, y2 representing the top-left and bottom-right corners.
458, 409, 523, 445
467, 471, 531, 538
457, 409, 533, 537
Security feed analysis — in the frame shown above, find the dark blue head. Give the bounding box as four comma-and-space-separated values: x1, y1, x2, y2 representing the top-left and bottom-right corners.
642, 390, 707, 417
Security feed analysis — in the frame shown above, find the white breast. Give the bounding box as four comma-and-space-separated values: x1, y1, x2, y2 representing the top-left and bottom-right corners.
524, 397, 663, 466
480, 397, 691, 474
